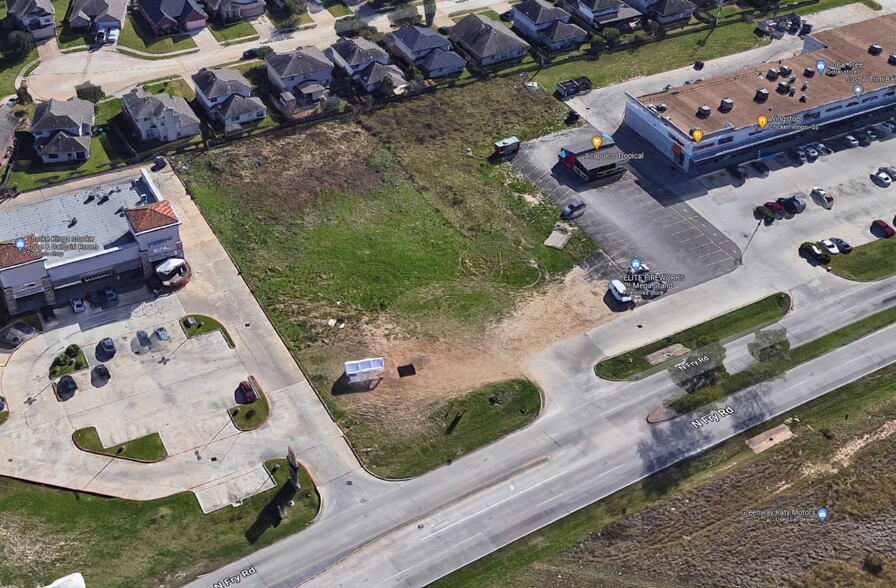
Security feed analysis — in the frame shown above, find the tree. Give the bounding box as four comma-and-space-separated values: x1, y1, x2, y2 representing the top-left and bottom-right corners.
75, 81, 105, 103
15, 84, 32, 105
423, 0, 436, 27
257, 46, 274, 60
667, 341, 726, 395
388, 4, 421, 27
381, 74, 394, 95
284, 0, 306, 16
600, 26, 621, 47
748, 328, 790, 363
6, 31, 35, 62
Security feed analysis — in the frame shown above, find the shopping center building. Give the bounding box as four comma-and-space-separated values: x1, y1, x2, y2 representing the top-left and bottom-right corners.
623, 14, 896, 171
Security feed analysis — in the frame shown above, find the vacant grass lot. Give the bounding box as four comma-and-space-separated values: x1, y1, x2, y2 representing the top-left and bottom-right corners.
144, 77, 196, 100
118, 15, 197, 55
182, 314, 234, 347
350, 379, 541, 478
828, 238, 896, 281
0, 459, 319, 587
208, 20, 259, 42
436, 359, 896, 588
73, 427, 168, 461
669, 303, 896, 413
595, 293, 791, 380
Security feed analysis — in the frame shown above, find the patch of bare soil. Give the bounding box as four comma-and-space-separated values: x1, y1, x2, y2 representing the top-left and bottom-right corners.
198, 123, 382, 211
329, 267, 614, 434
802, 418, 896, 477
646, 343, 689, 366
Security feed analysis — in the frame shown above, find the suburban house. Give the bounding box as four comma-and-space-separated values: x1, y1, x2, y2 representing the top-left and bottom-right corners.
67, 0, 127, 32
329, 37, 389, 76
560, 0, 642, 30
135, 0, 207, 36
384, 25, 466, 78
266, 47, 334, 93
354, 62, 407, 94
29, 98, 94, 164
5, 0, 55, 40
191, 68, 266, 127
511, 0, 587, 51
644, 0, 695, 25
449, 14, 530, 67
120, 88, 201, 144
203, 0, 265, 23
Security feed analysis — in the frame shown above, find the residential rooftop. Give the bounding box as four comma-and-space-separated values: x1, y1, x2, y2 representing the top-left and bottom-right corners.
635, 14, 896, 135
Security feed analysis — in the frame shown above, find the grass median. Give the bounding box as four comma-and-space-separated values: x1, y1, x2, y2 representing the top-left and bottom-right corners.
181, 314, 234, 347
0, 459, 319, 587
73, 427, 168, 461
828, 238, 896, 281
595, 293, 791, 380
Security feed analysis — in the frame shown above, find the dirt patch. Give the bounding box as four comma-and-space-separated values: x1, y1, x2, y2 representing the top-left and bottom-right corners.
322, 266, 615, 435
646, 343, 690, 366
193, 123, 382, 212
746, 424, 793, 454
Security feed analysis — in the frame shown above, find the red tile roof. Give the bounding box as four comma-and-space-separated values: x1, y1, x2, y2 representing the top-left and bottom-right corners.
0, 235, 42, 270
125, 200, 179, 233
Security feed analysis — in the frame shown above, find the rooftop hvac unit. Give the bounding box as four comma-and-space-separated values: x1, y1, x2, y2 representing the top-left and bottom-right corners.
697, 105, 712, 118
755, 88, 770, 102
869, 44, 883, 55
789, 88, 797, 97
656, 103, 667, 112
800, 94, 808, 102
719, 98, 734, 112
803, 67, 816, 77
777, 81, 791, 93
888, 53, 896, 65
767, 68, 780, 80
779, 64, 792, 76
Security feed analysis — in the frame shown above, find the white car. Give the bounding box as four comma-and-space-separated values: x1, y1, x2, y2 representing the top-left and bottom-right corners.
871, 171, 892, 186
818, 239, 839, 255
845, 135, 860, 147
70, 298, 86, 313
880, 121, 896, 133
608, 280, 632, 304
105, 28, 120, 44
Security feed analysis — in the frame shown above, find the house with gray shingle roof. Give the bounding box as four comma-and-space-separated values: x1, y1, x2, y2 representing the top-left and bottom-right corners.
67, 0, 127, 31
329, 37, 390, 76
646, 0, 694, 24
5, 0, 56, 39
266, 47, 334, 93
354, 62, 407, 94
449, 14, 530, 67
30, 98, 95, 164
559, 0, 641, 30
120, 88, 200, 144
512, 0, 586, 51
136, 0, 207, 35
384, 25, 466, 78
192, 68, 266, 126
203, 0, 265, 23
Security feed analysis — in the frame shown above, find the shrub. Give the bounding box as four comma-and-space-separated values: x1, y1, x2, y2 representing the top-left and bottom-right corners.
748, 328, 790, 362
65, 344, 81, 357
76, 81, 105, 104
6, 31, 34, 62
863, 553, 884, 575
753, 205, 775, 223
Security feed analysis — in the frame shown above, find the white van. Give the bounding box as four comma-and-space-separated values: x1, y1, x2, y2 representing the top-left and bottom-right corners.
608, 280, 632, 304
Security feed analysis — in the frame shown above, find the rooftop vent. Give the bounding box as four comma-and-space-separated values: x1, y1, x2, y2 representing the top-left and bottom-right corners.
767, 68, 780, 80
788, 75, 797, 83
754, 88, 770, 102
888, 53, 896, 65
777, 81, 791, 93
801, 81, 809, 91
719, 97, 734, 112
804, 67, 816, 77
799, 94, 808, 102
869, 44, 883, 55
656, 103, 667, 112
789, 88, 797, 97
779, 65, 793, 76
697, 105, 712, 118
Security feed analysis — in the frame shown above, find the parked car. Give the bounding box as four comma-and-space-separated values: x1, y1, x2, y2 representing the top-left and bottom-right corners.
866, 127, 879, 140
154, 327, 170, 341
95, 30, 105, 44
811, 187, 834, 209
800, 145, 819, 160
818, 239, 839, 255
105, 28, 119, 44
788, 149, 807, 163
103, 287, 118, 303
879, 166, 896, 178
58, 375, 77, 396
776, 197, 798, 215
0, 396, 5, 410
799, 242, 828, 263
844, 135, 860, 147
100, 337, 116, 357
831, 237, 853, 253
499, 10, 513, 21
694, 60, 705, 70
136, 330, 151, 347
94, 364, 110, 380
241, 48, 259, 60
789, 194, 807, 212
560, 199, 586, 219
871, 171, 892, 186
727, 165, 748, 180
764, 201, 787, 218
151, 156, 167, 172
872, 219, 896, 237
71, 298, 86, 313
240, 380, 257, 403
856, 133, 872, 146
0, 332, 22, 347
608, 280, 632, 304
750, 161, 770, 176
881, 121, 896, 133
811, 142, 832, 155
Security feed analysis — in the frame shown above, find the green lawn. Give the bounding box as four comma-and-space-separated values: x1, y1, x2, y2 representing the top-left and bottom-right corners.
49, 345, 88, 379
230, 380, 269, 430
0, 410, 8, 427
208, 20, 259, 42
595, 293, 791, 380
345, 379, 541, 478
0, 47, 38, 96
828, 238, 896, 281
0, 459, 319, 587
8, 135, 117, 192
73, 427, 168, 461
143, 77, 196, 100
181, 314, 235, 347
325, 0, 353, 17
95, 98, 122, 125
118, 15, 197, 55
435, 358, 896, 588
669, 303, 896, 413
530, 19, 770, 90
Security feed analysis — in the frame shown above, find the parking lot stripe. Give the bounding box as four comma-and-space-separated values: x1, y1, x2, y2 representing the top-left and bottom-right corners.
680, 234, 709, 244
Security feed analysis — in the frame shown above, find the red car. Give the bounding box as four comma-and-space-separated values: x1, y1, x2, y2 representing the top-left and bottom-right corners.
240, 380, 257, 403
873, 219, 895, 237
764, 201, 787, 218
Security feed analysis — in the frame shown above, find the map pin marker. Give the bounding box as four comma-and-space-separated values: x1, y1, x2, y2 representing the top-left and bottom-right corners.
816, 507, 828, 522
853, 84, 864, 98
815, 59, 826, 74
15, 237, 25, 252
630, 257, 642, 272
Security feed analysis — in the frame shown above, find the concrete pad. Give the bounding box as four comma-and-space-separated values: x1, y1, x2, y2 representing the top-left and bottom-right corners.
746, 424, 793, 453
194, 465, 276, 513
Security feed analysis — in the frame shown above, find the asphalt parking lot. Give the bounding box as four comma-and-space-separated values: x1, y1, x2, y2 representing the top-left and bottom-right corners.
514, 127, 742, 295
